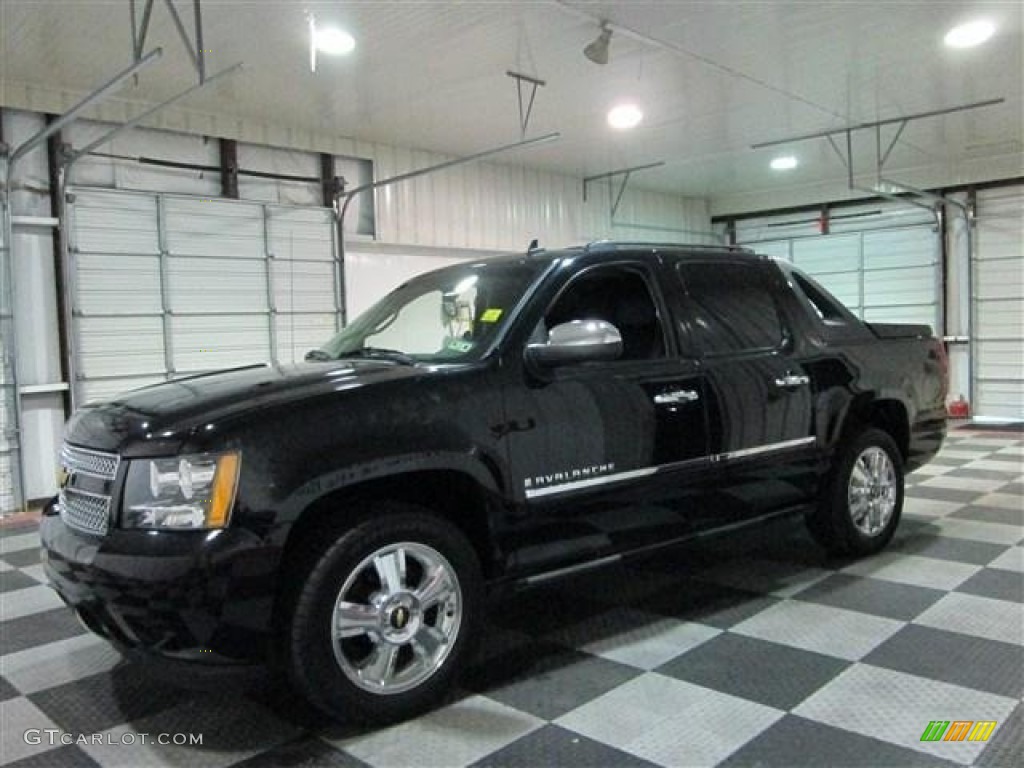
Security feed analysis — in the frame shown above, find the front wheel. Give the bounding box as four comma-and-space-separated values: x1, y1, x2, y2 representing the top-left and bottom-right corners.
286, 505, 482, 724
807, 428, 905, 557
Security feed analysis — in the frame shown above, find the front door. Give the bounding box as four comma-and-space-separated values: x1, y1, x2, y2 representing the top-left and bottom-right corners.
500, 261, 712, 577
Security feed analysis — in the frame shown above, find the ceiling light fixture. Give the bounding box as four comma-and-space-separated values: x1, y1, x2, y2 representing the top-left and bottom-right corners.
607, 103, 643, 130
315, 26, 356, 55
584, 21, 613, 65
944, 19, 995, 48
770, 155, 798, 171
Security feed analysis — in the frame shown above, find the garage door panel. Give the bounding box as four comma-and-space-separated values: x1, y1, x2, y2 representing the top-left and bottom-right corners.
76, 317, 165, 378
275, 314, 337, 364
812, 272, 861, 312
974, 185, 1024, 420
863, 305, 938, 328
272, 261, 336, 313
268, 208, 335, 262
75, 253, 162, 316
167, 257, 268, 314
792, 234, 859, 273
975, 257, 1024, 301
862, 266, 937, 305
863, 228, 936, 270
171, 315, 271, 373
81, 376, 166, 407
73, 191, 158, 255
163, 198, 264, 259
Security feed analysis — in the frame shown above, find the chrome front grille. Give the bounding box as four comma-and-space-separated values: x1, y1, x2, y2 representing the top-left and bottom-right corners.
59, 443, 119, 536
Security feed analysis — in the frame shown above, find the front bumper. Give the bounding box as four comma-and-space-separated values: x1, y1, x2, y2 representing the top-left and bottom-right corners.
40, 505, 279, 665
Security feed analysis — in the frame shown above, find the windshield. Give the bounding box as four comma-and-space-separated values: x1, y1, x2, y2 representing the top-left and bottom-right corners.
315, 258, 544, 363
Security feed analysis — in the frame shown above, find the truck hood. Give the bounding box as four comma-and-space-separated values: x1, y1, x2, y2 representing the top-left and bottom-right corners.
64, 360, 432, 455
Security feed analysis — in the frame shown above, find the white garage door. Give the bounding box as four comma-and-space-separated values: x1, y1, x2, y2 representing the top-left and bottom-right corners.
0, 194, 21, 512
733, 202, 941, 331
67, 188, 342, 405
973, 185, 1024, 421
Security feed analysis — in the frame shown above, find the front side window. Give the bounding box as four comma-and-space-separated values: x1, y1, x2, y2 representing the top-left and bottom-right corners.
316, 259, 543, 363
677, 261, 785, 355
541, 265, 666, 360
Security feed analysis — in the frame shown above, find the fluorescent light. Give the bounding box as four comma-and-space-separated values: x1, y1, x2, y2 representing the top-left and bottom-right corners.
944, 20, 994, 48
770, 155, 798, 171
607, 104, 643, 130
315, 27, 356, 55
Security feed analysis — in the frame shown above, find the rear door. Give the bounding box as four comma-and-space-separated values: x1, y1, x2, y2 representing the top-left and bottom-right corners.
673, 258, 819, 519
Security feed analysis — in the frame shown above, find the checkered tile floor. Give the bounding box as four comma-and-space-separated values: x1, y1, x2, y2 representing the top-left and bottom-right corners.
2, 430, 1021, 767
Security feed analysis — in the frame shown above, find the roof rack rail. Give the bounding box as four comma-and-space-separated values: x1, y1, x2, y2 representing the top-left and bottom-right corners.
584, 240, 755, 254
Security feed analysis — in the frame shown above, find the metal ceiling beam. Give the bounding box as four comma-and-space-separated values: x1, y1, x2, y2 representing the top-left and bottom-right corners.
582, 161, 665, 220
8, 48, 163, 171
130, 0, 208, 82
64, 62, 242, 166
750, 98, 1005, 149
507, 71, 546, 139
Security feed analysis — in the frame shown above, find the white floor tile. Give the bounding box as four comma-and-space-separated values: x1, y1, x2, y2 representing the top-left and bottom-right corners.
0, 584, 64, 622
0, 533, 40, 556
731, 601, 904, 661
556, 674, 783, 767
987, 546, 1024, 573
336, 695, 543, 768
902, 497, 964, 519
909, 464, 955, 477
18, 563, 48, 584
1, 634, 122, 695
794, 663, 1018, 766
0, 697, 63, 765
931, 518, 1023, 546
963, 459, 1023, 474
841, 553, 980, 591
914, 592, 1024, 646
919, 475, 1010, 494
973, 492, 1024, 512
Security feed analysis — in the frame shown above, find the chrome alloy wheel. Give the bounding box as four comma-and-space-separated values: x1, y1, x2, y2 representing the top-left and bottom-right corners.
848, 446, 898, 537
331, 542, 462, 695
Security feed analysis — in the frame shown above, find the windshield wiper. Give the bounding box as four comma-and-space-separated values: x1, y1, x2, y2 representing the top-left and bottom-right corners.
304, 348, 332, 362
348, 347, 417, 366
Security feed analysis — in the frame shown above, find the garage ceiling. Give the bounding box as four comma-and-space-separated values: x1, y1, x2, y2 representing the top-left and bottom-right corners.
1, 1, 1021, 211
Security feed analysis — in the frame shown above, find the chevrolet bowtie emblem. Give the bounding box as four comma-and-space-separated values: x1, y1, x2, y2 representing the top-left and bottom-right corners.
57, 466, 72, 489
392, 606, 409, 630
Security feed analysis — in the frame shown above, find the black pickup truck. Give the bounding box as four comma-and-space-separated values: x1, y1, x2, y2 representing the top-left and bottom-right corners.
41, 241, 947, 723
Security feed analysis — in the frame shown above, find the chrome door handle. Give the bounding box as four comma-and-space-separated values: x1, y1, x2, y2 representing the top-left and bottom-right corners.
774, 373, 810, 388
653, 389, 700, 405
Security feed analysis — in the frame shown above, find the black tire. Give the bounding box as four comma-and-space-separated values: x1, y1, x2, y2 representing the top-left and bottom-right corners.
286, 503, 482, 725
806, 427, 905, 557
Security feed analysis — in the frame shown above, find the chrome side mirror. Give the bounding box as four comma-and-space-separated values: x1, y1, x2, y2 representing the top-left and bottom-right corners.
525, 319, 623, 366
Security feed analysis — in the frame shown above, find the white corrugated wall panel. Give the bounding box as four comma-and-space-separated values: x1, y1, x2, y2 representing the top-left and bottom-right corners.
71, 190, 158, 254
163, 198, 264, 259
74, 253, 162, 316
172, 315, 271, 372
167, 258, 268, 314
76, 316, 165, 380
272, 261, 336, 313
973, 185, 1024, 421
275, 314, 338, 365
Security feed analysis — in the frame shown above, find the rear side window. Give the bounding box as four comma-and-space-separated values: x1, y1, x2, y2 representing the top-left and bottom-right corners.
677, 261, 785, 355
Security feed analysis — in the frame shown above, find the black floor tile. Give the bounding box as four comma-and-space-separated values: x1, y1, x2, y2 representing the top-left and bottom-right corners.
228, 736, 369, 768
942, 468, 1022, 481
489, 587, 611, 636
472, 724, 658, 768
655, 633, 849, 711
5, 744, 100, 768
952, 504, 1024, 527
864, 624, 1023, 699
0, 608, 87, 655
998, 481, 1024, 496
976, 700, 1023, 768
793, 573, 944, 621
955, 568, 1024, 603
720, 714, 961, 768
2, 547, 42, 568
889, 533, 1009, 566
0, 523, 40, 539
638, 579, 781, 629
0, 674, 21, 701
0, 570, 40, 593
28, 666, 192, 734
463, 641, 639, 720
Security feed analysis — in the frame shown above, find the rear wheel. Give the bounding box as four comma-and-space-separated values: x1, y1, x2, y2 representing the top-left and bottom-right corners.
286, 504, 482, 724
807, 427, 904, 557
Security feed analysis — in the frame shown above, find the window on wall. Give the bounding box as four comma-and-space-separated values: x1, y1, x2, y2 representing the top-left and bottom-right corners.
677, 261, 785, 355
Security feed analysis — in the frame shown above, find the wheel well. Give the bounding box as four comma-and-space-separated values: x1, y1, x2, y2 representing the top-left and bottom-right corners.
278, 470, 498, 586
863, 400, 910, 463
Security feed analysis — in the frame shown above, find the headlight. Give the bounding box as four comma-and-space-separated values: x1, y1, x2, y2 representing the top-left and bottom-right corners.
122, 452, 241, 530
